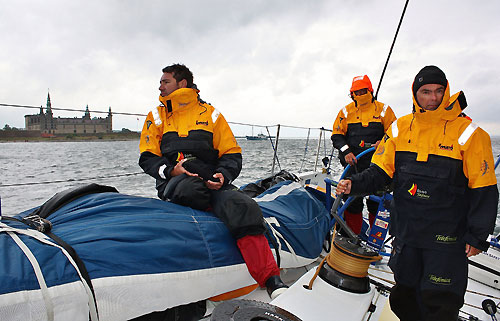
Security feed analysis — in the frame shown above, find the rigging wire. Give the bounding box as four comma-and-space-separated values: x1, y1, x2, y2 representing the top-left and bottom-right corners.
374, 0, 410, 100
299, 128, 311, 173
322, 128, 328, 159
0, 102, 329, 189
1, 103, 332, 187
267, 125, 282, 175
0, 102, 332, 132
0, 103, 146, 117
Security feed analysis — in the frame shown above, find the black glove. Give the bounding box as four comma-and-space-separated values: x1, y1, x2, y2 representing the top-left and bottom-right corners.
182, 158, 219, 182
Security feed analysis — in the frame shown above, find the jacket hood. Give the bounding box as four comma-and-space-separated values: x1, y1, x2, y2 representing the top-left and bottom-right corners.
412, 82, 467, 123
158, 88, 199, 114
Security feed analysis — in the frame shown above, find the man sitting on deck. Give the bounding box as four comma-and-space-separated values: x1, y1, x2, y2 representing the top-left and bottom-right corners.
138, 63, 287, 300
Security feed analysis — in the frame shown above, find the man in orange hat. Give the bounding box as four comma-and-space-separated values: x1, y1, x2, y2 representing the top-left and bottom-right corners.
331, 75, 396, 235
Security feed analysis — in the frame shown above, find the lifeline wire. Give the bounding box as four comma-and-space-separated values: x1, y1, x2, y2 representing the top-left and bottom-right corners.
0, 103, 146, 117
0, 172, 145, 188
299, 128, 311, 173
1, 102, 331, 132
267, 125, 281, 174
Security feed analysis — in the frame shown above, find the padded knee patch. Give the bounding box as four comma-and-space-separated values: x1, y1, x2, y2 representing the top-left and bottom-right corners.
389, 284, 421, 321
212, 190, 265, 239
170, 176, 211, 210
421, 290, 463, 321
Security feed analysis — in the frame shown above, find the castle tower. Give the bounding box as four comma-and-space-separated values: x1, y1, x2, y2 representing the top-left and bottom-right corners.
44, 91, 55, 132
108, 106, 113, 132
84, 105, 91, 120
46, 92, 53, 116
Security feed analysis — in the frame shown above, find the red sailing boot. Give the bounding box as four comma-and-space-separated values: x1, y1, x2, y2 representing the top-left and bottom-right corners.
343, 210, 362, 235
369, 212, 377, 228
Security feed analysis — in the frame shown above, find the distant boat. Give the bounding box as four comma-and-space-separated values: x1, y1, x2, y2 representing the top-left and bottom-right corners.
246, 133, 268, 140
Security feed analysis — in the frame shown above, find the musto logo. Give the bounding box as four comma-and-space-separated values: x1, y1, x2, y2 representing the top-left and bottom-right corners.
407, 183, 430, 199
438, 143, 453, 151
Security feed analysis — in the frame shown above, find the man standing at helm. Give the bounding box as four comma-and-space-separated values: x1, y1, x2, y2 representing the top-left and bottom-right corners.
331, 75, 396, 235
336, 66, 499, 320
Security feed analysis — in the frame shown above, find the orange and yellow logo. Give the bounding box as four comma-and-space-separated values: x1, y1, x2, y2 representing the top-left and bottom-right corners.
176, 152, 185, 162
408, 183, 417, 196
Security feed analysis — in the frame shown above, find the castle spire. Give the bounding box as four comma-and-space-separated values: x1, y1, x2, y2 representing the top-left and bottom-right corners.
46, 91, 52, 115
84, 104, 91, 119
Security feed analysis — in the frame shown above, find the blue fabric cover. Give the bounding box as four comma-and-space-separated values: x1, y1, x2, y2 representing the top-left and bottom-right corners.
0, 182, 329, 295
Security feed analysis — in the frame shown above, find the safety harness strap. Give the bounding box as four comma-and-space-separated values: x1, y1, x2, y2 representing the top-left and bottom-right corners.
0, 222, 99, 320
4, 227, 54, 321
0, 184, 117, 320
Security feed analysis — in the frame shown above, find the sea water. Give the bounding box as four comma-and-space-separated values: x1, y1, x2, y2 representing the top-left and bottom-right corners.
0, 138, 499, 234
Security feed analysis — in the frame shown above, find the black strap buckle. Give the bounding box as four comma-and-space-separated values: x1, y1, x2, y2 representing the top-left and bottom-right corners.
23, 215, 52, 233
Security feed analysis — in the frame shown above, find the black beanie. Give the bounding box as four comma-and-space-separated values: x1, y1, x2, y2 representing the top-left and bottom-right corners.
412, 65, 447, 96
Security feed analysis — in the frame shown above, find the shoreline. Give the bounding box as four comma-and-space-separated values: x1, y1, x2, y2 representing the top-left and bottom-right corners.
0, 133, 140, 143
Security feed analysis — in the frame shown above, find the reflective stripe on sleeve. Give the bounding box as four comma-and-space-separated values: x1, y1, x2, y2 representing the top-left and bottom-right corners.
159, 164, 167, 179
381, 104, 387, 117
152, 107, 162, 126
391, 122, 399, 138
458, 122, 478, 145
212, 108, 220, 123
340, 145, 349, 152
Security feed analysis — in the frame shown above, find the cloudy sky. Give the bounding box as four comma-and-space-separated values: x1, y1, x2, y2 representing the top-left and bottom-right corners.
1, 0, 499, 137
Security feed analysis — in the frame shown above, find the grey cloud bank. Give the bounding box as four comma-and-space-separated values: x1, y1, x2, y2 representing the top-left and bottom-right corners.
1, 0, 499, 136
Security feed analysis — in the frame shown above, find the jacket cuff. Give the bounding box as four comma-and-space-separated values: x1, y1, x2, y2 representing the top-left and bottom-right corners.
217, 168, 233, 187
463, 232, 490, 252
339, 144, 352, 157
159, 164, 174, 180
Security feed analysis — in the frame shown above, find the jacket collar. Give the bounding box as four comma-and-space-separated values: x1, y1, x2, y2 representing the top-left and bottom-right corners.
158, 88, 199, 114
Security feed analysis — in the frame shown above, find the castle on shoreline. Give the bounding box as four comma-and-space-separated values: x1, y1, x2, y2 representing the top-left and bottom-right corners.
24, 93, 112, 134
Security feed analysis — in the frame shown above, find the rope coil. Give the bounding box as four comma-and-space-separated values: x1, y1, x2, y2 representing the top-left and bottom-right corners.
326, 241, 382, 278
307, 235, 381, 289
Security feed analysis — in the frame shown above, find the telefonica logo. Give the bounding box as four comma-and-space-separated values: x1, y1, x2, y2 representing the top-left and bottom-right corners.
435, 235, 457, 243
429, 274, 451, 285
196, 121, 208, 126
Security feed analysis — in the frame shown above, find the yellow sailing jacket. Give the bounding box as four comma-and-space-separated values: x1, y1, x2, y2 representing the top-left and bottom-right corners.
139, 88, 242, 189
370, 84, 498, 251
331, 97, 396, 166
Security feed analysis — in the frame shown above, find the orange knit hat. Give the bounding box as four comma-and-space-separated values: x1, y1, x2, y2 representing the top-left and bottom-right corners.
350, 75, 373, 93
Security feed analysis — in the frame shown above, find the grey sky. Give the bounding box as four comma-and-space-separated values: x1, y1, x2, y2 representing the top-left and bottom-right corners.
1, 0, 499, 137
